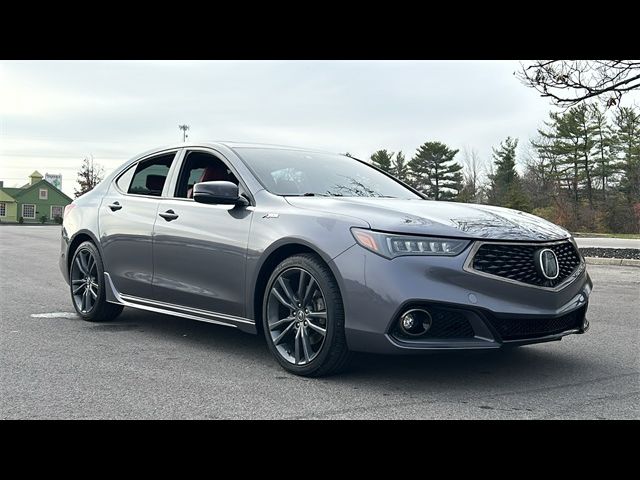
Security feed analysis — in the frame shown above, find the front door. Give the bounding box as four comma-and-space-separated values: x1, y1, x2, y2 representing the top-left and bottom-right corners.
151, 150, 253, 317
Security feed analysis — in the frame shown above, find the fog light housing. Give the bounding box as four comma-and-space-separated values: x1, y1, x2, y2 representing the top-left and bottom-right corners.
399, 309, 432, 337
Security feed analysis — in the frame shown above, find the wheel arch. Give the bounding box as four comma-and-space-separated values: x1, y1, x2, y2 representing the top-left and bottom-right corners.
66, 229, 103, 275
250, 239, 345, 335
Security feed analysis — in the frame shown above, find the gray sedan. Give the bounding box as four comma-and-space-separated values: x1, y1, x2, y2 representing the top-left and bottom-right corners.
59, 142, 592, 376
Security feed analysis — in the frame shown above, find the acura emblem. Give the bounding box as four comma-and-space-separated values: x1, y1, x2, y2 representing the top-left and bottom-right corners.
536, 248, 559, 280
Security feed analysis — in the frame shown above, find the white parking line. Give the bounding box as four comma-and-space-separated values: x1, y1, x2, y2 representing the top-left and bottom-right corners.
30, 312, 78, 319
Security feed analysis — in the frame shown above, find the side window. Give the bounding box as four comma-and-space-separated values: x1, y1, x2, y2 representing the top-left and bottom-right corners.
127, 153, 176, 197
116, 164, 136, 192
174, 151, 239, 199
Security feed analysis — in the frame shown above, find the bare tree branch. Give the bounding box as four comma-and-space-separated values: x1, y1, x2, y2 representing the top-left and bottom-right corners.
517, 60, 640, 108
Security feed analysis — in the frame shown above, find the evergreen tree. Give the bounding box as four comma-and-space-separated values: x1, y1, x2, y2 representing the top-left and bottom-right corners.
408, 141, 462, 200
487, 137, 529, 211
572, 104, 597, 208
392, 151, 409, 183
590, 103, 616, 200
526, 134, 562, 210
614, 106, 640, 203
529, 102, 639, 233
74, 155, 104, 198
370, 149, 394, 174
535, 106, 597, 216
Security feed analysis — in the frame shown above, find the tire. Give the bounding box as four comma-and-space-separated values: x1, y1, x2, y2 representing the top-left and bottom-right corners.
262, 253, 352, 377
69, 241, 123, 322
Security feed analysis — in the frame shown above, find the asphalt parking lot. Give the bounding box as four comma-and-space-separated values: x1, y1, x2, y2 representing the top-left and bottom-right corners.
1, 225, 639, 419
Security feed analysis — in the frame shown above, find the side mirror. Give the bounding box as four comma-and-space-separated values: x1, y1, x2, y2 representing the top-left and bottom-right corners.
193, 181, 249, 206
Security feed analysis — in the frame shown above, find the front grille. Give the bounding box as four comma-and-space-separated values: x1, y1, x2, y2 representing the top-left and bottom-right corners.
392, 306, 475, 340
471, 241, 582, 288
484, 306, 586, 341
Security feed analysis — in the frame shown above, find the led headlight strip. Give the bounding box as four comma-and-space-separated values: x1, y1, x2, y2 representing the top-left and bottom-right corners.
351, 228, 470, 259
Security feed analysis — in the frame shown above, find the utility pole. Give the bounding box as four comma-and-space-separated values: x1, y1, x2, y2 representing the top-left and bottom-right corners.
178, 124, 190, 142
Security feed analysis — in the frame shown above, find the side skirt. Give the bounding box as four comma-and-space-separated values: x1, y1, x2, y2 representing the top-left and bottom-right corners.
104, 272, 257, 334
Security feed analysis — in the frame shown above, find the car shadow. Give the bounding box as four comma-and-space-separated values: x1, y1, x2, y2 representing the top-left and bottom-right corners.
343, 348, 585, 388
101, 307, 595, 391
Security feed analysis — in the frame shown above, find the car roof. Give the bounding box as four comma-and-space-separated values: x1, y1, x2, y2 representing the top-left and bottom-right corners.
138, 141, 338, 157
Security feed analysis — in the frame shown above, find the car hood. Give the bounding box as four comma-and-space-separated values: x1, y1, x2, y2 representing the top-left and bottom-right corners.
285, 197, 571, 241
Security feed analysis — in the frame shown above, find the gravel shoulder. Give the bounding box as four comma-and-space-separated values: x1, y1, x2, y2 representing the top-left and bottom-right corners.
580, 247, 640, 261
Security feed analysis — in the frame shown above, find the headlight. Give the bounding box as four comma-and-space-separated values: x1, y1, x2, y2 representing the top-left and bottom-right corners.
351, 228, 470, 259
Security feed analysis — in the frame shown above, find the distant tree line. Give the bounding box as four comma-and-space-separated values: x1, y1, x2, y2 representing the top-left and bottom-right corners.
364, 102, 640, 234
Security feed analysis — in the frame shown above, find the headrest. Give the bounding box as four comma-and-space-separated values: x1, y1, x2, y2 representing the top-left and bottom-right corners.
146, 174, 166, 192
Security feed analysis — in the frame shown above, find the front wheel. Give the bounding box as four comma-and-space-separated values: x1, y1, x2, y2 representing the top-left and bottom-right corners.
262, 254, 351, 377
69, 241, 123, 322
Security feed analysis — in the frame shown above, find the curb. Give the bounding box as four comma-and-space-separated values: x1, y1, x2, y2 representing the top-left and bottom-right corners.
585, 257, 640, 267
0, 223, 62, 227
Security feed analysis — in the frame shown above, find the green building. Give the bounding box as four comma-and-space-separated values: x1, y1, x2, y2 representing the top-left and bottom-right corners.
0, 171, 73, 224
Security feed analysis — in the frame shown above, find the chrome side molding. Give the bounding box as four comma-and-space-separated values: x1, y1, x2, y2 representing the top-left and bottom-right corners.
103, 272, 256, 334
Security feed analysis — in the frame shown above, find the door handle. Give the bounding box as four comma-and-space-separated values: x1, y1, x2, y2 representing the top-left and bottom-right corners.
159, 209, 179, 221
108, 202, 122, 211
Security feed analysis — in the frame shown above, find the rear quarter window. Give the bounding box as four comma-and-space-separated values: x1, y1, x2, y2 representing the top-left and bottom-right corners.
116, 164, 136, 192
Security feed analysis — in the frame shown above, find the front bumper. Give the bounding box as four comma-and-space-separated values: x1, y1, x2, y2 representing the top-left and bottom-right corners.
59, 226, 70, 285
331, 243, 592, 354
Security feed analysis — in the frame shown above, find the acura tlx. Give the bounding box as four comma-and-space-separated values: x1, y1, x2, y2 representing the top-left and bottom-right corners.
60, 142, 592, 376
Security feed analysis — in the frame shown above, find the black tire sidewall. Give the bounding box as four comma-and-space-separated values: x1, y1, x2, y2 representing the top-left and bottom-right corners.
70, 241, 107, 321
262, 254, 343, 376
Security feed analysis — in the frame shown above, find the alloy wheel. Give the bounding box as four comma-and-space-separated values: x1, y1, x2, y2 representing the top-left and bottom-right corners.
266, 267, 328, 365
71, 248, 99, 314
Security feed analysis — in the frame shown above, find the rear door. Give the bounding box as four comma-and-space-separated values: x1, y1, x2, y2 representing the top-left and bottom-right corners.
99, 150, 178, 298
151, 148, 254, 317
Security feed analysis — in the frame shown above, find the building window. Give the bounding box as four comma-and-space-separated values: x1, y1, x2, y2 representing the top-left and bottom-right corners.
22, 204, 36, 219
39, 188, 48, 200
51, 205, 64, 220
0, 203, 6, 217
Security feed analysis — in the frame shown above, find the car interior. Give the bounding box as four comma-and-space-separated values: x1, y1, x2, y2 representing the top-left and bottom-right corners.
176, 152, 239, 199
126, 154, 174, 196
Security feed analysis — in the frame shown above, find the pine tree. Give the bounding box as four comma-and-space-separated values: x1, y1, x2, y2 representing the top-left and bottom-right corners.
407, 141, 462, 200
590, 103, 616, 200
392, 151, 409, 183
572, 104, 597, 208
614, 106, 640, 203
75, 155, 104, 198
535, 108, 593, 214
370, 149, 394, 174
487, 137, 529, 211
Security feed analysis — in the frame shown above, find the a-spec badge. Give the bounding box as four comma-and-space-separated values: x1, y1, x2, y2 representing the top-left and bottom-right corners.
263, 213, 280, 219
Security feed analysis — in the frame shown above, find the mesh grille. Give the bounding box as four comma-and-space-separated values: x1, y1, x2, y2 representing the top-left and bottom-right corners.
484, 307, 586, 341
472, 241, 581, 287
393, 306, 475, 340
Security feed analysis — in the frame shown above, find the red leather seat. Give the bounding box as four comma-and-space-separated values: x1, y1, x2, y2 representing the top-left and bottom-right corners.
187, 163, 233, 198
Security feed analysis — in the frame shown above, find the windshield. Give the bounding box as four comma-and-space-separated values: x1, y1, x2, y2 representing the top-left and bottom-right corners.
234, 148, 420, 199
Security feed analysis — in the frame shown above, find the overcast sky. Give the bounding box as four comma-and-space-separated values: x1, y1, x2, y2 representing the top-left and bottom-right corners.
2, 60, 635, 197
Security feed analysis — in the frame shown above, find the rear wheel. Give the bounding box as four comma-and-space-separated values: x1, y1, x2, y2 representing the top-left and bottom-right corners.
262, 254, 351, 377
69, 241, 123, 322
